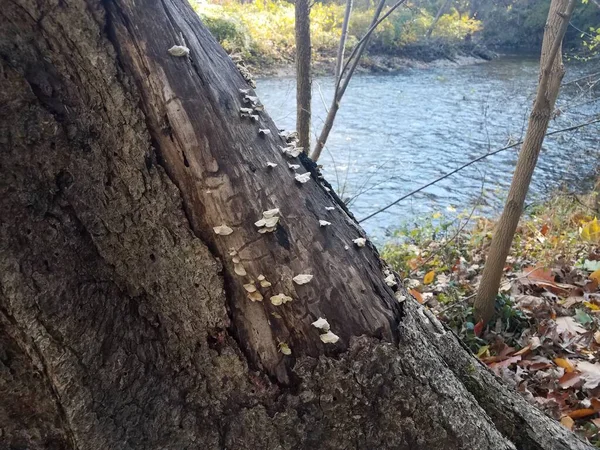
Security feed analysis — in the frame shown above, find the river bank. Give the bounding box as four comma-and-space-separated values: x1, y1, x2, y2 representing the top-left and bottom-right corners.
250, 42, 496, 77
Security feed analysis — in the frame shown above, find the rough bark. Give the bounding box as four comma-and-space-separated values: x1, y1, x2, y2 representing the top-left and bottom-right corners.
0, 0, 592, 449
295, 0, 312, 151
474, 0, 576, 324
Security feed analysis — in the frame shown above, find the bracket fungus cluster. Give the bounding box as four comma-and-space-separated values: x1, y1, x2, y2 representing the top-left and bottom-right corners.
270, 293, 293, 306
294, 172, 311, 184
255, 208, 280, 234
167, 45, 190, 57
311, 317, 340, 344
384, 268, 397, 287
239, 90, 264, 123
292, 274, 313, 285
353, 237, 367, 248
229, 249, 247, 276
213, 224, 233, 236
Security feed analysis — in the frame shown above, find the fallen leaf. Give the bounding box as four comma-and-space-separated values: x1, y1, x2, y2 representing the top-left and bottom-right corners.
473, 320, 484, 337
555, 316, 586, 336
554, 357, 575, 373
409, 289, 423, 303
558, 372, 582, 389
560, 416, 574, 430
577, 361, 600, 389
423, 271, 435, 285
590, 269, 600, 282
568, 408, 597, 419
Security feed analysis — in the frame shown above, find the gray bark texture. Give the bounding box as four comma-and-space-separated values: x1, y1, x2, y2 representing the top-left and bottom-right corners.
0, 0, 593, 449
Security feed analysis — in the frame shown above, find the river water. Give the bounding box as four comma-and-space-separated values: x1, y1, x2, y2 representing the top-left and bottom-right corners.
255, 57, 600, 242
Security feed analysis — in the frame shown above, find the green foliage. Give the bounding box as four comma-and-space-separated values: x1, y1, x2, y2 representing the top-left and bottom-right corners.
190, 0, 481, 65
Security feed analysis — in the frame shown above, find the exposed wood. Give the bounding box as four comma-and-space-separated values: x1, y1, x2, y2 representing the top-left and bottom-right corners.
474, 0, 577, 324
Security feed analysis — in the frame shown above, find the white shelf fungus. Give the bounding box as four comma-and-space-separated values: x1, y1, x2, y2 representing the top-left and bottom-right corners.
325, 206, 335, 211
168, 45, 190, 57
288, 163, 300, 170
384, 274, 397, 287
270, 293, 293, 306
319, 331, 340, 344
266, 162, 278, 168
258, 128, 271, 137
311, 317, 330, 331
292, 274, 313, 285
353, 237, 366, 247
255, 208, 280, 234
295, 172, 311, 184
213, 224, 233, 236
278, 342, 292, 355
319, 220, 331, 227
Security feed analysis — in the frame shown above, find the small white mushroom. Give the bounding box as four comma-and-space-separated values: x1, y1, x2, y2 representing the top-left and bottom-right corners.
344, 245, 350, 250
311, 317, 330, 331
266, 162, 278, 168
286, 147, 302, 158
353, 237, 366, 247
278, 342, 292, 355
262, 208, 280, 219
293, 274, 313, 285
239, 88, 251, 94
240, 107, 254, 114
260, 279, 272, 288
270, 293, 293, 306
168, 45, 190, 57
295, 172, 311, 184
325, 206, 335, 211
257, 274, 266, 281
264, 216, 279, 227
234, 263, 247, 276
248, 291, 263, 302
319, 331, 340, 344
323, 186, 331, 192
319, 220, 331, 227
213, 224, 233, 236
244, 95, 259, 104
384, 274, 397, 287
243, 283, 257, 293
258, 128, 271, 137
254, 218, 267, 227
232, 256, 241, 264
288, 163, 300, 170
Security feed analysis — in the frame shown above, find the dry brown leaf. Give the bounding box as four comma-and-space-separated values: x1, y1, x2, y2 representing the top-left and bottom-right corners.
560, 416, 574, 430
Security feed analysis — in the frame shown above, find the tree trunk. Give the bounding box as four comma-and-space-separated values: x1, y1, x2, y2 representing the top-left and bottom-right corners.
295, 0, 312, 151
0, 1, 592, 449
334, 0, 353, 82
474, 0, 576, 324
426, 0, 452, 39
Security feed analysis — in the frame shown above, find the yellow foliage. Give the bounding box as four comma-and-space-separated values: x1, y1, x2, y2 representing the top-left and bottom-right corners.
580, 217, 600, 242
423, 270, 435, 285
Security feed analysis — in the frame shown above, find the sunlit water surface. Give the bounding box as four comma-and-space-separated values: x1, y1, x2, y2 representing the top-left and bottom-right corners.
255, 57, 600, 242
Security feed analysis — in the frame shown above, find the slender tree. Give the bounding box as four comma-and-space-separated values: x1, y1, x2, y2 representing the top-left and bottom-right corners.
335, 0, 354, 82
0, 0, 592, 449
296, 0, 312, 151
474, 0, 577, 324
426, 0, 453, 38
